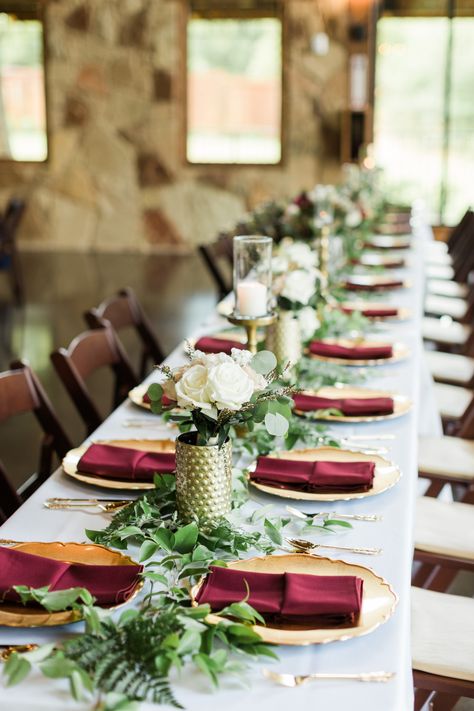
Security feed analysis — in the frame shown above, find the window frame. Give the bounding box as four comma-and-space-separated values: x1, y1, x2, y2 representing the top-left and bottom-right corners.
181, 1, 286, 169
0, 1, 50, 165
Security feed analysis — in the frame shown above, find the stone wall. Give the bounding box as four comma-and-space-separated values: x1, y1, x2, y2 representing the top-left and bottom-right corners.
1, 0, 349, 252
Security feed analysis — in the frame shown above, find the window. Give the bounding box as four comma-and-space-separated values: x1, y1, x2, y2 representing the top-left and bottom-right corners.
0, 4, 47, 162
186, 4, 282, 165
374, 10, 474, 224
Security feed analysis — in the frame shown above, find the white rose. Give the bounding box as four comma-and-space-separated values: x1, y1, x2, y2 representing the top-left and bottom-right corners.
175, 363, 212, 411
281, 269, 316, 306
298, 306, 320, 340
207, 361, 255, 411
345, 208, 362, 227
282, 242, 317, 269
230, 348, 253, 366
272, 255, 289, 274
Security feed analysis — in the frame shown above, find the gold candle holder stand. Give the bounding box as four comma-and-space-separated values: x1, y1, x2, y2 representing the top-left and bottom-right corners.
227, 312, 277, 354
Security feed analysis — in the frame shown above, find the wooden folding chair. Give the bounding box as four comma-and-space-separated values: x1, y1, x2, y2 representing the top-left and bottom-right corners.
51, 327, 138, 436
0, 360, 72, 520
412, 587, 474, 711
84, 287, 165, 380
0, 197, 26, 304
198, 233, 233, 299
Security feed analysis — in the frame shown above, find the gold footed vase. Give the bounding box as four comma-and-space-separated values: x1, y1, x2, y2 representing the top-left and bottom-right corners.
265, 310, 302, 367
175, 433, 232, 525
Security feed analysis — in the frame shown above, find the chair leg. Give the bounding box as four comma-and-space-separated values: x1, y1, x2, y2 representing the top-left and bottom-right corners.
412, 562, 436, 588
423, 480, 445, 498
431, 692, 460, 711
414, 687, 433, 711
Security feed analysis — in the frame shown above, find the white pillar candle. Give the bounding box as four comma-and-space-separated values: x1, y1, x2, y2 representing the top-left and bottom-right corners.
236, 281, 267, 317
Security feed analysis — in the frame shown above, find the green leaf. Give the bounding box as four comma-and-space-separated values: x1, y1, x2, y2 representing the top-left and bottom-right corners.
264, 518, 282, 546
69, 668, 85, 701
139, 539, 158, 562
264, 412, 289, 437
176, 629, 202, 656
152, 528, 175, 552
40, 652, 77, 679
4, 654, 31, 686
323, 519, 352, 529
174, 522, 199, 553
251, 350, 277, 375
147, 383, 163, 401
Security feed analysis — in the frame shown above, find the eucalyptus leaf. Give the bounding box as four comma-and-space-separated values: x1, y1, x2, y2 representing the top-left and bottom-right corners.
251, 350, 277, 375
264, 411, 289, 437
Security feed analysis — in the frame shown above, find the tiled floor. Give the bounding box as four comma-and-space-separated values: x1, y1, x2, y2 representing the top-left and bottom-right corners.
0, 250, 217, 489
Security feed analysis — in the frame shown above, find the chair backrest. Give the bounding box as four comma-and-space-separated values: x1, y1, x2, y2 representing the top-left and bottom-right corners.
198, 234, 233, 298
0, 198, 26, 249
84, 287, 165, 379
51, 326, 138, 436
448, 208, 473, 253
452, 212, 474, 282
0, 360, 72, 518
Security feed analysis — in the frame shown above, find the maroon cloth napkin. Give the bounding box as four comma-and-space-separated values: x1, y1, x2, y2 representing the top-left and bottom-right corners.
250, 456, 375, 493
196, 565, 283, 615
281, 573, 363, 626
0, 547, 143, 606
194, 336, 245, 355
310, 340, 392, 360
293, 393, 394, 416
342, 306, 398, 318
196, 566, 363, 626
344, 280, 404, 291
78, 443, 176, 481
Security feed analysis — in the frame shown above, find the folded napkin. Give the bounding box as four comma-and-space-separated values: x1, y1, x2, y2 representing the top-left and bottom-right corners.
281, 573, 363, 625
0, 547, 143, 606
194, 336, 245, 355
196, 565, 283, 615
310, 340, 393, 360
78, 443, 176, 481
342, 306, 398, 318
250, 456, 375, 493
344, 280, 403, 291
196, 566, 363, 627
293, 393, 394, 416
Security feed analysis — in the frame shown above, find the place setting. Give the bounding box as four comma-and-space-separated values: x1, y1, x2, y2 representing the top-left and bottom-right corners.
338, 302, 411, 321
342, 273, 410, 291
292, 385, 412, 422
307, 337, 410, 366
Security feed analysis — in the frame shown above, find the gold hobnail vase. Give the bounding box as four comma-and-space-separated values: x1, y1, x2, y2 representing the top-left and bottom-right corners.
265, 310, 302, 368
175, 433, 232, 525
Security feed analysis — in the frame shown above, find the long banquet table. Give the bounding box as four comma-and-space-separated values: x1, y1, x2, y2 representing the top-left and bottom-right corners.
0, 216, 442, 711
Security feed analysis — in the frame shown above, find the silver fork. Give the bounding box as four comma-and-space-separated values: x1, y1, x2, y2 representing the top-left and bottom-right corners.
285, 536, 382, 556
263, 668, 395, 687
286, 505, 381, 523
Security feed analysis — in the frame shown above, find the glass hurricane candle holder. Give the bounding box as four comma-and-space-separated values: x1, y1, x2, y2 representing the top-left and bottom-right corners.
233, 235, 273, 318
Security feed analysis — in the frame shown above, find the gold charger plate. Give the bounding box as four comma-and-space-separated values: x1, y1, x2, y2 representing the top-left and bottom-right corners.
294, 385, 412, 422
129, 384, 152, 410
190, 553, 398, 645
188, 330, 248, 348
363, 235, 411, 250
0, 541, 143, 627
248, 445, 400, 501
307, 338, 410, 366
344, 275, 410, 290
62, 438, 176, 490
340, 302, 411, 322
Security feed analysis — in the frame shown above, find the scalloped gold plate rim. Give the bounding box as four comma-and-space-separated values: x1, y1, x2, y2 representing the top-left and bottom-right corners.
294, 385, 412, 423
62, 439, 176, 490
190, 553, 398, 645
306, 339, 410, 366
247, 445, 401, 501
128, 384, 152, 410
0, 542, 143, 627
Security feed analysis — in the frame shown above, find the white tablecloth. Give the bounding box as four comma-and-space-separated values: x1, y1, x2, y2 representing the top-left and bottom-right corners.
0, 220, 442, 711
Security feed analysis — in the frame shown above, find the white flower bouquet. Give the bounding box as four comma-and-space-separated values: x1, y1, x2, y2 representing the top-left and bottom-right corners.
146, 347, 294, 446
